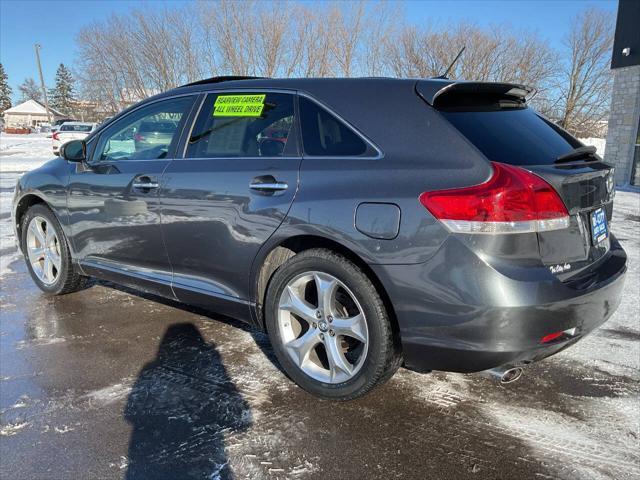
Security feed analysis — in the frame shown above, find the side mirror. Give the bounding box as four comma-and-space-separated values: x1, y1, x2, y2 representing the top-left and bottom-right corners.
60, 140, 86, 162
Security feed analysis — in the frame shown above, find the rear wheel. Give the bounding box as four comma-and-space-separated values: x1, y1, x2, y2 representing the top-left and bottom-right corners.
21, 204, 87, 295
265, 249, 401, 400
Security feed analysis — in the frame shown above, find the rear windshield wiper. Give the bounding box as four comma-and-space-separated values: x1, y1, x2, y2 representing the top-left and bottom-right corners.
555, 145, 598, 164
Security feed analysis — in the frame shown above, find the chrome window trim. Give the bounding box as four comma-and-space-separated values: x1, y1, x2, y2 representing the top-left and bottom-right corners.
181, 156, 303, 161
179, 87, 383, 161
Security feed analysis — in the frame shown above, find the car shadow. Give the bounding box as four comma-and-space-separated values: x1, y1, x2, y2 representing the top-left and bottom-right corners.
97, 280, 287, 376
124, 322, 251, 480
66, 281, 633, 478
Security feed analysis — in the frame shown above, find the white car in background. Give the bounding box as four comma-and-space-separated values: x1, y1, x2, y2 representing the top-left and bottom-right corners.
52, 122, 96, 155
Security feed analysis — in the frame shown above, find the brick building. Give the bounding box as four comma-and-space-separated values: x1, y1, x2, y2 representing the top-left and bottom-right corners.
604, 0, 640, 188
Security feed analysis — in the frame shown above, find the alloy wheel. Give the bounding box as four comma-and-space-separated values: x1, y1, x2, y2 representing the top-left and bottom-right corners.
277, 271, 369, 384
26, 216, 61, 285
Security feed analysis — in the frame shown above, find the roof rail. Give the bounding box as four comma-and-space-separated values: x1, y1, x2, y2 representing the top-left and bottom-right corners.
180, 76, 267, 87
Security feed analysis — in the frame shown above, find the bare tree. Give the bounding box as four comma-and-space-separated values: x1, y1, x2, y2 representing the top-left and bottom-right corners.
289, 5, 335, 77
553, 8, 614, 137
329, 2, 366, 76
360, 2, 394, 76
72, 0, 611, 137
383, 22, 557, 86
19, 77, 42, 102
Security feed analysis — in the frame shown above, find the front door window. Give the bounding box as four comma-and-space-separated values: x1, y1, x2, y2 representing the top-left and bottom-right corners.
94, 96, 195, 162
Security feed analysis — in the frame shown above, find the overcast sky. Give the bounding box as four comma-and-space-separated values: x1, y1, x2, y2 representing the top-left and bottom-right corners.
0, 0, 618, 101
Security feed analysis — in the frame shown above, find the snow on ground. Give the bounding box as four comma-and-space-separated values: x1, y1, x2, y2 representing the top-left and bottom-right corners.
0, 133, 56, 277
0, 133, 638, 479
0, 133, 53, 172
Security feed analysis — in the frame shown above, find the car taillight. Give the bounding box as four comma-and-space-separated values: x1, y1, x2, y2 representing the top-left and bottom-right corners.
419, 162, 570, 234
134, 134, 145, 141
52, 132, 59, 141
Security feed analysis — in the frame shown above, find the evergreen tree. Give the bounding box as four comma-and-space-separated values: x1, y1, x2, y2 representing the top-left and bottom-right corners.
0, 63, 12, 114
19, 77, 42, 102
49, 63, 75, 115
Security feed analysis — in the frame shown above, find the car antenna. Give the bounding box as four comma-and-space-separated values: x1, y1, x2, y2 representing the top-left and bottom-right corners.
434, 46, 466, 79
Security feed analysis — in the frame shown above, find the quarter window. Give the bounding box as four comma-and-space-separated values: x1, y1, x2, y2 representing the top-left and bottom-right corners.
299, 96, 370, 157
186, 93, 296, 158
94, 96, 195, 162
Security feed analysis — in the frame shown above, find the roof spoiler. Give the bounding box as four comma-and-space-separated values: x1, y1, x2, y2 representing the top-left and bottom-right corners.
180, 76, 267, 87
416, 80, 536, 107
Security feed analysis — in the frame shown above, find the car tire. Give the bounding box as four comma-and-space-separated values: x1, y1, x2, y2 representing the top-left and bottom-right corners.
265, 248, 401, 400
21, 204, 87, 295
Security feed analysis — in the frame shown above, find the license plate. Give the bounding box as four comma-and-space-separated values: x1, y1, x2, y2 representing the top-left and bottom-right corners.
590, 207, 608, 244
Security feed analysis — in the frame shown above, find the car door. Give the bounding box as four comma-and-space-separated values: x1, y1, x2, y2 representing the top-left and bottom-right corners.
160, 90, 300, 317
67, 94, 198, 297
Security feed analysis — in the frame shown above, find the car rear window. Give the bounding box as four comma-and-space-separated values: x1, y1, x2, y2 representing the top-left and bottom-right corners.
441, 108, 581, 166
61, 124, 93, 132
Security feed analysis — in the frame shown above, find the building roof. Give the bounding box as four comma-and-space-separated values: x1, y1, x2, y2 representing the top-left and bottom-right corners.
3, 99, 64, 116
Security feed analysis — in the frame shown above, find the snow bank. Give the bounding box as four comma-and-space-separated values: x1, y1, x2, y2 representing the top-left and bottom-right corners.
0, 133, 56, 277
0, 133, 55, 172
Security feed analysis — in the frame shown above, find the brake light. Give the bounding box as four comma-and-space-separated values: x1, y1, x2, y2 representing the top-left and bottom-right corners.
134, 134, 145, 141
419, 162, 570, 234
52, 132, 59, 141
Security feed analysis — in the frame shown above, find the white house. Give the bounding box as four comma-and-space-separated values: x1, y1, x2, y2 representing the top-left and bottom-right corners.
2, 100, 65, 128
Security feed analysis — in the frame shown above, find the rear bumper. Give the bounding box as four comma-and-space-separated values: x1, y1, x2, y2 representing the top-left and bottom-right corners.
372, 235, 627, 373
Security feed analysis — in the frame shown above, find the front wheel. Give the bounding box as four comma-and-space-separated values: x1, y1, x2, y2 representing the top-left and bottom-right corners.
21, 204, 87, 295
265, 249, 401, 400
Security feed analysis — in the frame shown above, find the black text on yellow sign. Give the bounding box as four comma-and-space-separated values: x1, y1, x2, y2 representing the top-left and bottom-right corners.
213, 94, 266, 117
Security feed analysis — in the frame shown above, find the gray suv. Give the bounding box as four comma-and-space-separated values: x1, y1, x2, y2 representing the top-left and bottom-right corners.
12, 77, 627, 400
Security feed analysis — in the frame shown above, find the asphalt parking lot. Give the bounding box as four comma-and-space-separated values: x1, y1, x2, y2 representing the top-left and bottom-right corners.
1, 140, 639, 479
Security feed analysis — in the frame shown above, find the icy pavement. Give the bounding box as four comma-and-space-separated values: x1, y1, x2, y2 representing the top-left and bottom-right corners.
0, 134, 639, 479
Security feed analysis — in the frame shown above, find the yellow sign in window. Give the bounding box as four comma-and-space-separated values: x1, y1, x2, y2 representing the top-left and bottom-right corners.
213, 94, 266, 117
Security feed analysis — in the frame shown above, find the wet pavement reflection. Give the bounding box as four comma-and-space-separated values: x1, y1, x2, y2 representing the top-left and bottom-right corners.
1, 252, 639, 480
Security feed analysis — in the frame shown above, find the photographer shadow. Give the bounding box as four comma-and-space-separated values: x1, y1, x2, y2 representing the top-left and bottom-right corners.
124, 323, 250, 480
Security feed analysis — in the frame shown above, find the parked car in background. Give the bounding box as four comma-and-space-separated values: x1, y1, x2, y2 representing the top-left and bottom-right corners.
50, 118, 75, 136
13, 77, 627, 400
133, 120, 179, 156
52, 122, 96, 155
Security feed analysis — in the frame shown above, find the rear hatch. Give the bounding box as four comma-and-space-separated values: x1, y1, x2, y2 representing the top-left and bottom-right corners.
417, 81, 616, 281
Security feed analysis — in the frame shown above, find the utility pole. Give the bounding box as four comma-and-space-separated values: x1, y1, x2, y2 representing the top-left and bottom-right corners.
34, 43, 52, 125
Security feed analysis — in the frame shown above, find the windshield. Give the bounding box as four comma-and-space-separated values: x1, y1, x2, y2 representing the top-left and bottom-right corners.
441, 108, 581, 166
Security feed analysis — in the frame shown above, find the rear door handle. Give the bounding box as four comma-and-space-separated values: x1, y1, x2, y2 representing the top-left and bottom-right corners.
132, 176, 159, 191
133, 181, 159, 189
249, 175, 288, 193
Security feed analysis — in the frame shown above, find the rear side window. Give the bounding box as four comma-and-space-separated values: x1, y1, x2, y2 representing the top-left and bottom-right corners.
441, 108, 581, 166
187, 92, 296, 158
299, 97, 371, 157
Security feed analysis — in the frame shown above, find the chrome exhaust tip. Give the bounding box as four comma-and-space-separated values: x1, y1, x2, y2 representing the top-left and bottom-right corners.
485, 365, 524, 384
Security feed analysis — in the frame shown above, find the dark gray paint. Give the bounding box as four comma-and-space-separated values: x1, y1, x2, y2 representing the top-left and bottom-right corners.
355, 203, 401, 240
12, 78, 627, 374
